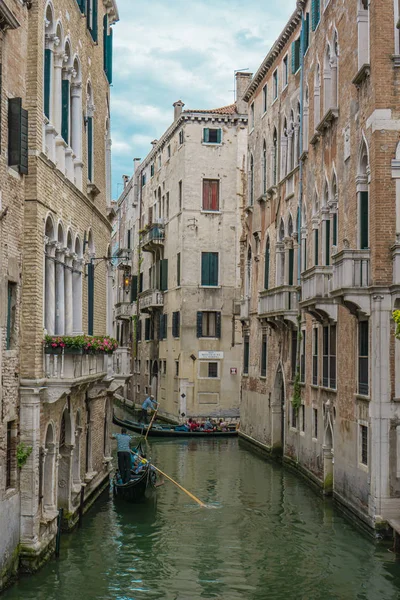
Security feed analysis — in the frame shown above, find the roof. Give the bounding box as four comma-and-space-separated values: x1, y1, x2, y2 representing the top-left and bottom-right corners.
184, 103, 237, 115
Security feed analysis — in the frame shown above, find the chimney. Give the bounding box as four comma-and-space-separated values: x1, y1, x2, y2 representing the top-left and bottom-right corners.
173, 100, 185, 121
235, 72, 253, 115
122, 175, 129, 189
133, 157, 141, 173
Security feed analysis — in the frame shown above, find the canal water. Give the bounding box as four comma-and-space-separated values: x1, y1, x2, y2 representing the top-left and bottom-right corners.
5, 438, 400, 600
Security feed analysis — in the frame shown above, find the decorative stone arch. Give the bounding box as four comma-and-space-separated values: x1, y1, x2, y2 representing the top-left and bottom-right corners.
72, 234, 83, 334
271, 363, 286, 455
44, 215, 57, 334
58, 406, 73, 511
357, 135, 370, 251
43, 422, 56, 512
287, 213, 294, 238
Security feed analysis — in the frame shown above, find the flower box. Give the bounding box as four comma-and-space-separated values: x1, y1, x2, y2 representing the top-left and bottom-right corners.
64, 347, 84, 355
44, 346, 63, 355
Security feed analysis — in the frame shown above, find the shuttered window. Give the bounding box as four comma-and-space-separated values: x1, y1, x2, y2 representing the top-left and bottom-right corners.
172, 311, 180, 338
6, 283, 16, 350
289, 247, 294, 286
323, 325, 336, 389
311, 0, 320, 31
291, 329, 297, 379
8, 98, 28, 175
312, 328, 318, 385
159, 314, 167, 340
87, 0, 98, 42
261, 334, 267, 377
325, 219, 330, 265
177, 252, 181, 287
196, 311, 221, 338
314, 228, 319, 266
332, 213, 338, 246
145, 318, 151, 341
201, 252, 218, 286
61, 79, 70, 143
203, 128, 222, 144
137, 318, 142, 342
103, 15, 113, 84
291, 38, 301, 74
77, 0, 86, 12
160, 258, 168, 291
130, 275, 138, 302
44, 50, 51, 119
203, 179, 219, 211
360, 191, 369, 249
358, 320, 369, 395
300, 330, 306, 383
87, 116, 93, 182
303, 13, 310, 53
264, 240, 270, 289
243, 335, 250, 375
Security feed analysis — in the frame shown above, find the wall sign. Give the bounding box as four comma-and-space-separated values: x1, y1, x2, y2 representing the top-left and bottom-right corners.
230, 368, 238, 375
199, 351, 224, 360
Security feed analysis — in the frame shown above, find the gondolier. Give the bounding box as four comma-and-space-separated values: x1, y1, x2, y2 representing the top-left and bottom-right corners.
111, 428, 132, 484
139, 395, 158, 424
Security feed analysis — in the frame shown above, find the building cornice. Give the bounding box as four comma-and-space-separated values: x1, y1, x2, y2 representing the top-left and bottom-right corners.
103, 0, 119, 24
243, 0, 306, 102
0, 0, 20, 30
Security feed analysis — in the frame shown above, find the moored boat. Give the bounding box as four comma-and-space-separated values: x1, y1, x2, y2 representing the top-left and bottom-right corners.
113, 413, 238, 438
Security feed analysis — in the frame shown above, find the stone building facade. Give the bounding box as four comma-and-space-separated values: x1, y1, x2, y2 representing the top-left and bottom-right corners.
0, 0, 29, 589
115, 80, 250, 421
1, 0, 119, 578
240, 0, 400, 532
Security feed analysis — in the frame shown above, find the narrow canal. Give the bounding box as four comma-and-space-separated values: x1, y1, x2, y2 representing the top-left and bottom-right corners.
5, 437, 400, 600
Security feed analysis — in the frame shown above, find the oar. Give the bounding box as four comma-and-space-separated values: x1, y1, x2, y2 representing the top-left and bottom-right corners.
134, 452, 207, 508
144, 404, 159, 442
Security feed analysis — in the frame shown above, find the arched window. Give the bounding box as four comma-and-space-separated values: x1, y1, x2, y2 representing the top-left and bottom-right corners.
281, 118, 288, 178
264, 237, 270, 289
296, 102, 301, 162
358, 139, 369, 249
323, 44, 332, 115
313, 193, 320, 266
289, 111, 295, 172
272, 128, 278, 185
53, 22, 64, 136
332, 32, 339, 109
44, 216, 56, 334
44, 3, 55, 120
246, 245, 252, 298
262, 140, 267, 194
314, 64, 321, 128
43, 424, 56, 512
277, 219, 285, 286
288, 215, 294, 286
249, 154, 254, 205
86, 82, 95, 182
304, 85, 309, 151
61, 40, 72, 144
301, 203, 307, 272
331, 173, 338, 247
55, 222, 65, 335
72, 236, 83, 334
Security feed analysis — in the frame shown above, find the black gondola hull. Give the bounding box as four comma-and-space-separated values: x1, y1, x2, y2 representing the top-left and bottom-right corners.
113, 467, 156, 503
113, 413, 238, 438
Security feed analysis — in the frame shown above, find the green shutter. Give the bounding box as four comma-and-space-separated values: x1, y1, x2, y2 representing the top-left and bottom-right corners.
304, 13, 310, 52
325, 220, 330, 266
291, 41, 296, 74
145, 318, 150, 340
44, 49, 51, 119
217, 128, 222, 143
264, 243, 270, 289
216, 312, 221, 339
312, 0, 320, 31
8, 98, 28, 175
204, 128, 209, 143
176, 311, 180, 337
61, 79, 69, 143
78, 0, 86, 13
244, 336, 249, 373
91, 0, 98, 42
160, 258, 168, 291
314, 229, 319, 266
103, 15, 107, 75
87, 116, 93, 181
333, 213, 337, 246
197, 311, 203, 338
177, 252, 181, 286
201, 253, 210, 286
289, 248, 294, 285
210, 253, 218, 286
6, 283, 12, 350
131, 275, 138, 302
164, 314, 168, 339
107, 28, 113, 84
86, 0, 91, 30
360, 192, 369, 249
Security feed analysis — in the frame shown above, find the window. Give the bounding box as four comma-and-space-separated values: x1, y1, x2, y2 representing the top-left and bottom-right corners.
303, 13, 310, 53
179, 180, 182, 211
264, 238, 270, 289
291, 405, 297, 429
243, 335, 249, 375
172, 311, 180, 338
324, 219, 331, 266
150, 163, 154, 177
145, 360, 149, 374
145, 317, 152, 341
158, 155, 161, 169
137, 384, 140, 393
141, 173, 146, 187
177, 252, 181, 286
322, 325, 336, 389
6, 421, 12, 488
179, 129, 184, 145
291, 329, 297, 379
159, 313, 167, 340
175, 360, 179, 377
301, 405, 305, 432
313, 408, 318, 439
203, 128, 222, 144
360, 191, 369, 249
103, 14, 113, 84
8, 98, 28, 174
137, 318, 142, 342
300, 330, 306, 383
360, 424, 368, 466
167, 145, 171, 158
163, 361, 167, 375
273, 70, 278, 100
160, 258, 168, 292
197, 311, 221, 338
166, 192, 170, 218
314, 228, 319, 266
283, 55, 288, 87
312, 327, 318, 385
250, 103, 254, 129
272, 128, 278, 185
201, 252, 218, 286
86, 0, 98, 42
249, 154, 254, 205
261, 334, 267, 377
311, 0, 320, 31
262, 141, 267, 194
358, 320, 369, 395
6, 282, 17, 350
203, 179, 219, 211
262, 84, 267, 113
291, 38, 301, 74
199, 361, 219, 378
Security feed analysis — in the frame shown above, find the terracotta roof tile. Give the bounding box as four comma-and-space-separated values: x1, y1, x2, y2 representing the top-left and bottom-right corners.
184, 103, 237, 115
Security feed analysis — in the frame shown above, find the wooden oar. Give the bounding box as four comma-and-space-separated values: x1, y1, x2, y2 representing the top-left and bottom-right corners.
144, 404, 159, 442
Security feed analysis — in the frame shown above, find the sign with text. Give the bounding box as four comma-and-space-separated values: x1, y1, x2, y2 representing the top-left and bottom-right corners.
230, 368, 238, 375
199, 351, 224, 360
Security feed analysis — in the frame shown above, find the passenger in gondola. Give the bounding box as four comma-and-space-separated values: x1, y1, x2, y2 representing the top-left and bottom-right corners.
175, 422, 190, 432
111, 428, 133, 484
204, 418, 214, 430
188, 418, 198, 431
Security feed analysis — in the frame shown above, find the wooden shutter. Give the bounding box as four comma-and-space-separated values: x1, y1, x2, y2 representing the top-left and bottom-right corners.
177, 252, 181, 286
8, 98, 28, 175
210, 253, 218, 286
176, 311, 180, 337
87, 116, 93, 181
311, 0, 320, 31
360, 192, 369, 249
325, 220, 330, 265
203, 179, 210, 210
44, 49, 51, 119
86, 0, 91, 30
196, 312, 203, 337
131, 275, 138, 302
304, 13, 310, 52
160, 258, 168, 291
264, 243, 270, 289
333, 213, 337, 246
61, 79, 69, 143
201, 253, 210, 286
164, 314, 168, 339
78, 0, 86, 13
107, 28, 113, 84
159, 313, 163, 339
314, 229, 319, 266
217, 128, 222, 143
137, 319, 142, 341
145, 318, 150, 340
172, 312, 177, 337
203, 128, 209, 143
291, 41, 297, 74
91, 0, 98, 41
216, 312, 221, 339
289, 248, 294, 285
211, 180, 219, 210
103, 15, 108, 75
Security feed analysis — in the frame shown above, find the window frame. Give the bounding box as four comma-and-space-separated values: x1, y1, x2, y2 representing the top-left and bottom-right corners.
262, 84, 268, 114
261, 333, 267, 378
202, 127, 222, 145
322, 324, 337, 389
201, 252, 219, 287
202, 178, 220, 212
272, 69, 279, 102
312, 327, 318, 385
243, 334, 250, 375
198, 360, 220, 379
358, 320, 369, 396
283, 54, 289, 89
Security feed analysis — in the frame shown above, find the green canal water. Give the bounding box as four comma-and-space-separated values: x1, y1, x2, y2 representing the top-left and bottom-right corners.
5, 438, 400, 600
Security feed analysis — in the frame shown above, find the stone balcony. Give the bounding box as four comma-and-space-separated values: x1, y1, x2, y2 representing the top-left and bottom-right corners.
329, 249, 371, 315
301, 266, 336, 322
113, 347, 132, 379
240, 298, 250, 321
139, 289, 164, 313
140, 221, 165, 252
258, 285, 298, 327
115, 301, 136, 320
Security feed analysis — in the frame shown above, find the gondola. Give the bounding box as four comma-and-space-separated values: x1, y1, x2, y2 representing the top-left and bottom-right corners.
112, 463, 157, 502
113, 413, 238, 438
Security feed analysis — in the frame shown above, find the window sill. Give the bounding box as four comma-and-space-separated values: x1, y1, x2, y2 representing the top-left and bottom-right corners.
352, 64, 370, 86
358, 462, 369, 473
290, 427, 298, 433
300, 430, 305, 437
245, 204, 254, 213
271, 97, 278, 106
320, 386, 337, 393
282, 83, 288, 93
260, 375, 267, 380
242, 373, 249, 377
202, 142, 223, 147
266, 185, 277, 197
354, 393, 370, 402
199, 336, 220, 340
201, 210, 221, 215
310, 384, 319, 390
199, 285, 221, 289
198, 377, 220, 380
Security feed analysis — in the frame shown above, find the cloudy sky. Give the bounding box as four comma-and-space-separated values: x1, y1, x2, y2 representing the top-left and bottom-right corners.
110, 0, 297, 200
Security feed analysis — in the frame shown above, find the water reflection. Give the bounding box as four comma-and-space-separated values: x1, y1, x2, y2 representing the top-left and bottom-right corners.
4, 439, 400, 600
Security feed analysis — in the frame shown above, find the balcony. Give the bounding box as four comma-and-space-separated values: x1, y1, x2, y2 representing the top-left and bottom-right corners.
258, 285, 298, 327
330, 249, 371, 315
115, 301, 136, 320
113, 347, 132, 379
140, 221, 165, 252
301, 266, 336, 321
139, 289, 164, 313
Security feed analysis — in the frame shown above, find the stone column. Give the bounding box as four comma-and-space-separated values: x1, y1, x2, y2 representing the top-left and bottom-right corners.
64, 251, 73, 335
45, 241, 56, 335
72, 258, 83, 334
321, 206, 330, 266
53, 51, 64, 134
276, 241, 285, 286
55, 246, 65, 335
330, 58, 338, 110
287, 132, 293, 173
357, 6, 369, 70
280, 135, 288, 180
